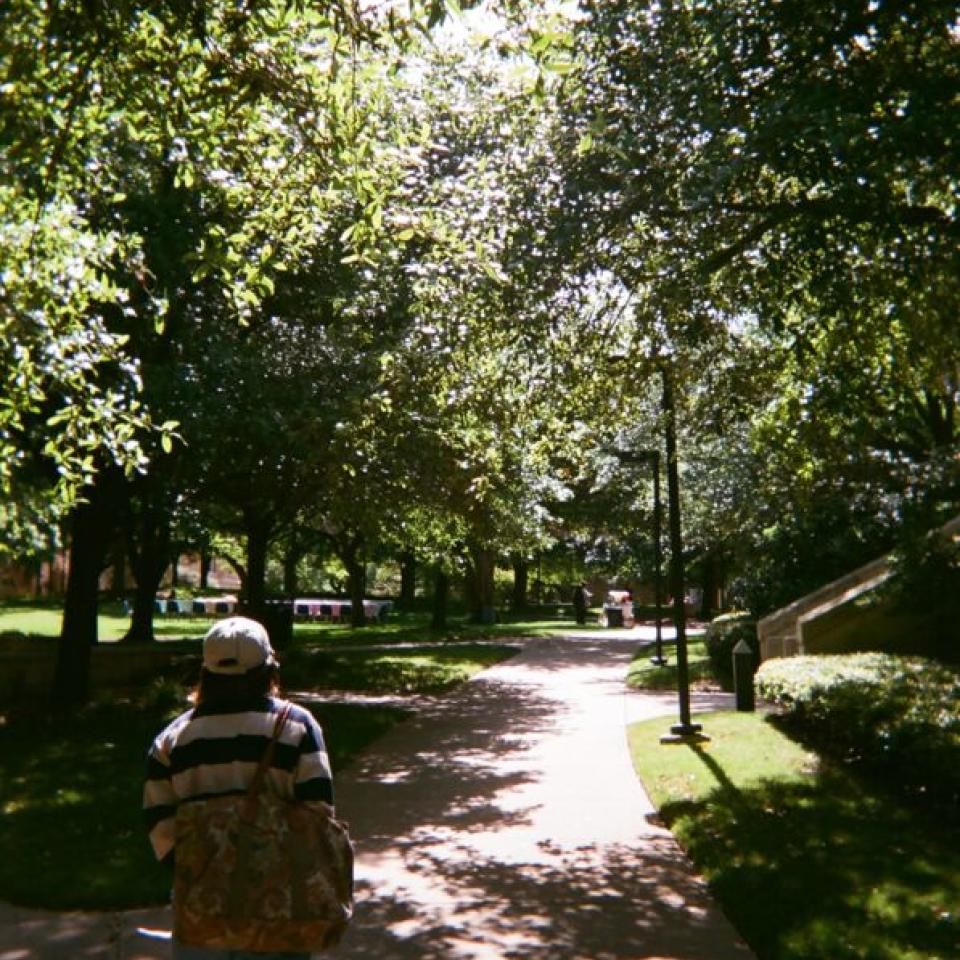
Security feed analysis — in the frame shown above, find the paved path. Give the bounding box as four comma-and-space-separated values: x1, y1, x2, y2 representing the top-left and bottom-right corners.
0, 629, 755, 960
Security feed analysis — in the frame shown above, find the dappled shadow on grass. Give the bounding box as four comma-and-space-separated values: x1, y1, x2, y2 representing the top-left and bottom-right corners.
295, 620, 447, 647
767, 708, 960, 813
293, 612, 512, 647
659, 760, 960, 960
305, 700, 411, 774
282, 644, 521, 696
0, 699, 176, 909
0, 696, 407, 910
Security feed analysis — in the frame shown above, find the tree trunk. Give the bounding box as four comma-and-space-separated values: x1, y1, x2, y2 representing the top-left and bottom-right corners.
340, 537, 367, 628
399, 550, 417, 609
510, 553, 528, 612
123, 497, 171, 644
699, 551, 719, 621
52, 477, 118, 712
242, 508, 271, 621
282, 543, 300, 597
462, 557, 478, 618
220, 552, 248, 597
126, 576, 159, 643
348, 564, 366, 628
200, 550, 212, 589
469, 544, 496, 624
431, 567, 449, 631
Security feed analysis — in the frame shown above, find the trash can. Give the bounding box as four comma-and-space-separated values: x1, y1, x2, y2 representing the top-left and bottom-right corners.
604, 606, 624, 628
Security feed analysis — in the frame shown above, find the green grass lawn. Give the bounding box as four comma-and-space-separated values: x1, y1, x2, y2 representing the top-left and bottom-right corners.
0, 601, 432, 645
626, 636, 713, 691
0, 600, 593, 647
628, 711, 960, 960
0, 602, 131, 641
0, 692, 406, 909
0, 599, 165, 642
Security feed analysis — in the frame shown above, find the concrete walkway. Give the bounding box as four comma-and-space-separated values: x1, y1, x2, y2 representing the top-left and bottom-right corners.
0, 628, 755, 960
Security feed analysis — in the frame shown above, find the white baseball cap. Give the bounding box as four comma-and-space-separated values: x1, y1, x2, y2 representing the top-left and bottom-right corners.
202, 616, 278, 675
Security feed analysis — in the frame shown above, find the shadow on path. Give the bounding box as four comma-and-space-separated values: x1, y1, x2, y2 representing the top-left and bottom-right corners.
334, 634, 754, 960
347, 838, 747, 960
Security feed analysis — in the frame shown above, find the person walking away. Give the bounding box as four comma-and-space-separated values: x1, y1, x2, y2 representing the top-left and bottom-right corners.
143, 616, 336, 960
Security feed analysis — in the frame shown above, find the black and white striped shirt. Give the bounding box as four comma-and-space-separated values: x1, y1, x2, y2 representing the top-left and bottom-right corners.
143, 696, 334, 862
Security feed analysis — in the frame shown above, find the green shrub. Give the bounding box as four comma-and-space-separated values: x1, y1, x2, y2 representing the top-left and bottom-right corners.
704, 612, 758, 690
756, 652, 960, 806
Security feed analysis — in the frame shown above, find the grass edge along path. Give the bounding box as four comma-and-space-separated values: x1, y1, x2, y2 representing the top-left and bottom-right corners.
628, 710, 960, 960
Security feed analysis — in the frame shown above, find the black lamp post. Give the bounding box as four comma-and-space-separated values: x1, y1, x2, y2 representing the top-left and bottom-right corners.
659, 364, 705, 742
604, 354, 705, 741
647, 449, 668, 667
608, 448, 668, 666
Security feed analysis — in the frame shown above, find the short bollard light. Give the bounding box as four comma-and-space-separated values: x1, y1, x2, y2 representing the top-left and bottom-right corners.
732, 638, 756, 712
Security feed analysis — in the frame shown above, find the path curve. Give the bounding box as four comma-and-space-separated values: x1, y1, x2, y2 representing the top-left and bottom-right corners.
333, 630, 755, 960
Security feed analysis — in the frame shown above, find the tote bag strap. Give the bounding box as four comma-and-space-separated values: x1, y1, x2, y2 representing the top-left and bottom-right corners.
242, 704, 292, 822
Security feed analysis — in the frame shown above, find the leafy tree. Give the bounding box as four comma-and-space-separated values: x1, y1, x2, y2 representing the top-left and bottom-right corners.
2, 0, 448, 705
545, 0, 960, 611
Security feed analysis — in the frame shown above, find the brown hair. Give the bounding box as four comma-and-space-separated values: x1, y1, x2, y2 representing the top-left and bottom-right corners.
191, 662, 281, 710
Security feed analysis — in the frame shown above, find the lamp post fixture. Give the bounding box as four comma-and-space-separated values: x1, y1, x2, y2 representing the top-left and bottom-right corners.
613, 448, 669, 666
647, 449, 668, 667
605, 356, 705, 742
659, 364, 706, 743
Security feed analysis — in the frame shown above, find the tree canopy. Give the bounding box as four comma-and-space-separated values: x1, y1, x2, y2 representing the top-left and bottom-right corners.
3, 0, 958, 642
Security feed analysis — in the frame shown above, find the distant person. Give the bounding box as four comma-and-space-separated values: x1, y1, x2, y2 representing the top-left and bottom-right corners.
143, 616, 335, 960
572, 584, 588, 625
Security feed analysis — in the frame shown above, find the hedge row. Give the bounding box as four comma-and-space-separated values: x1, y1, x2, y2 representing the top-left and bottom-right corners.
756, 652, 960, 806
